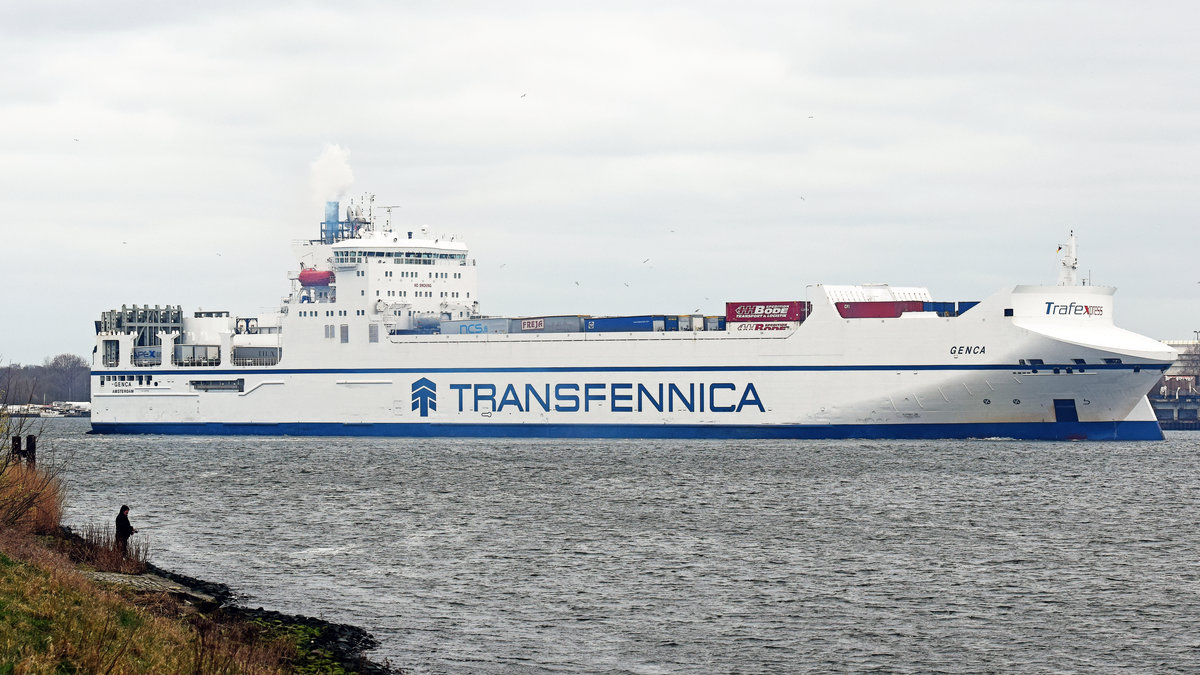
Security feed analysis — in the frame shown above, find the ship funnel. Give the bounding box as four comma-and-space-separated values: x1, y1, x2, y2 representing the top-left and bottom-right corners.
322, 201, 340, 244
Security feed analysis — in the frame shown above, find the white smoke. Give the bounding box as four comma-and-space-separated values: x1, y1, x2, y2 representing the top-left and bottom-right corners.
309, 143, 355, 204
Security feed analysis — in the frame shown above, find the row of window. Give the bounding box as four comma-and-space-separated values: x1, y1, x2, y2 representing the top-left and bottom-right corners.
334, 250, 467, 261
98, 374, 156, 386
378, 270, 460, 279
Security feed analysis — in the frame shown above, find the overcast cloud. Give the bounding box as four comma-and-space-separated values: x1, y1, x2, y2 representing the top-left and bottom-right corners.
2, 1, 1197, 364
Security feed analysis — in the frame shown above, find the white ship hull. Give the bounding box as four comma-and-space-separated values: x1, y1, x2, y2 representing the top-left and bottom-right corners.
92, 272, 1174, 440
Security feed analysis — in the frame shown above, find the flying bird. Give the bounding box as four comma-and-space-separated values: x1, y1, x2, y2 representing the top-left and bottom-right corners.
642, 258, 650, 264
574, 281, 580, 286
521, 93, 527, 98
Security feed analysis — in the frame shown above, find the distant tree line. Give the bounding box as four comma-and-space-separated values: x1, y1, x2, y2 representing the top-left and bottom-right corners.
1, 355, 90, 404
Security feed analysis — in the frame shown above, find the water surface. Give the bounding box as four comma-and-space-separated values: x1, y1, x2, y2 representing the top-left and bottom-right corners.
44, 419, 1200, 673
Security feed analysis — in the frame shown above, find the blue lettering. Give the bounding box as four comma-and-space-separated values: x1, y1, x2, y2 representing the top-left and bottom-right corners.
709, 382, 737, 412
450, 383, 470, 411
554, 383, 579, 412
584, 383, 605, 411
525, 383, 550, 412
473, 384, 496, 412
611, 383, 633, 412
669, 383, 694, 412
638, 383, 663, 412
497, 384, 524, 412
736, 383, 765, 412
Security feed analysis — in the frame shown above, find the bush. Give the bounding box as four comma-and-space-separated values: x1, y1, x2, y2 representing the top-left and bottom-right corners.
60, 522, 150, 574
0, 455, 65, 535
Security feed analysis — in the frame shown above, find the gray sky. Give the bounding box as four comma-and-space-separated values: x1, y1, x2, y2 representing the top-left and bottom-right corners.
3, 1, 1197, 365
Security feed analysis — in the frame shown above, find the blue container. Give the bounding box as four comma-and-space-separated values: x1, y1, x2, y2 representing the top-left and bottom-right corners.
441, 318, 510, 334
664, 316, 679, 331
957, 301, 979, 314
584, 315, 664, 332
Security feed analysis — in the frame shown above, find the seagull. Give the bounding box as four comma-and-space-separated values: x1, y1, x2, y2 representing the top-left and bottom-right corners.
624, 282, 630, 287
521, 93, 527, 98
574, 281, 580, 286
499, 263, 506, 268
642, 258, 650, 263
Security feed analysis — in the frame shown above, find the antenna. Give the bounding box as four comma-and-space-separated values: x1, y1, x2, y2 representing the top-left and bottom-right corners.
1057, 230, 1078, 286
378, 205, 402, 230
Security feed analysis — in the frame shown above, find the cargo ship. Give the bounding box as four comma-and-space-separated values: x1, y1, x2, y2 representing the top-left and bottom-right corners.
90, 198, 1176, 440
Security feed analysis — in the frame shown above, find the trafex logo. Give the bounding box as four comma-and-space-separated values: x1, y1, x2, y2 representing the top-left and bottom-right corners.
1044, 301, 1104, 317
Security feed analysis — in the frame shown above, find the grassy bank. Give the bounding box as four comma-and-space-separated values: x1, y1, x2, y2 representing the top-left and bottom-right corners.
0, 433, 391, 673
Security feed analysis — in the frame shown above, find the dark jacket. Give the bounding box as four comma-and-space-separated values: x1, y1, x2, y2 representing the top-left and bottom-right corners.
116, 512, 134, 540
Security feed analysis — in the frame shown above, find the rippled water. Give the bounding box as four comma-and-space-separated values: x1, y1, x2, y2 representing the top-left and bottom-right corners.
40, 418, 1200, 673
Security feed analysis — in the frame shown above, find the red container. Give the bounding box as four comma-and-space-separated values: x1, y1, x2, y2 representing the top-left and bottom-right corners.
725, 301, 811, 322
835, 301, 924, 318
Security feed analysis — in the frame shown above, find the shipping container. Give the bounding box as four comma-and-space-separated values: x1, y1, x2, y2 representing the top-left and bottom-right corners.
726, 301, 812, 322
583, 315, 665, 332
509, 315, 588, 333
231, 346, 282, 365
957, 301, 979, 314
922, 301, 957, 317
440, 318, 510, 334
173, 344, 220, 365
664, 316, 679, 331
835, 301, 925, 319
703, 316, 726, 331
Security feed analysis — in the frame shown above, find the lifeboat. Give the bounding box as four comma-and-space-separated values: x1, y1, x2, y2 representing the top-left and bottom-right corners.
298, 269, 335, 287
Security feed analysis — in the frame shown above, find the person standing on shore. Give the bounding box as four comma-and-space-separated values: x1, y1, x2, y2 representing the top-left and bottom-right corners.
115, 505, 137, 556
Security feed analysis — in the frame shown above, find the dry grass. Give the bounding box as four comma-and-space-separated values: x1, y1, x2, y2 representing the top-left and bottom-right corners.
64, 521, 151, 574
0, 457, 65, 534
0, 530, 296, 674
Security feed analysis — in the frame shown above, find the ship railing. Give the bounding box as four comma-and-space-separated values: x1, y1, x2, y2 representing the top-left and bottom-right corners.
131, 356, 162, 367
231, 355, 282, 367
171, 357, 222, 367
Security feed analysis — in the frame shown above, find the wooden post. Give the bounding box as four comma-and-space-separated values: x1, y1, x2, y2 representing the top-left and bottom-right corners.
24, 435, 35, 466
9, 436, 20, 463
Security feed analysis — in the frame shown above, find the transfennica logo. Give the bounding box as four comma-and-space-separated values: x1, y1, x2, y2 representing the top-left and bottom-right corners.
411, 377, 436, 417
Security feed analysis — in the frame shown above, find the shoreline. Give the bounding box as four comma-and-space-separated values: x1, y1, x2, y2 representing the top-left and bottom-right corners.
143, 562, 397, 674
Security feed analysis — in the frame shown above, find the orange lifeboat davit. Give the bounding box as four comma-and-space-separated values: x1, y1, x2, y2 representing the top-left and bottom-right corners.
298, 269, 335, 287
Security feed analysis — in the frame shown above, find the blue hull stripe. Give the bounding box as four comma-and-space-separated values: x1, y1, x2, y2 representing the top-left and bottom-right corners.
91, 363, 1163, 377
89, 420, 1165, 441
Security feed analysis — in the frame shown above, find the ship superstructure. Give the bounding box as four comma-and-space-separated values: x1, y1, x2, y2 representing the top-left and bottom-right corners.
91, 206, 1176, 440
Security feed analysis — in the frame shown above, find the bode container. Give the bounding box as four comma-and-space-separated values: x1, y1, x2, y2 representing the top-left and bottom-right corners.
726, 301, 812, 322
